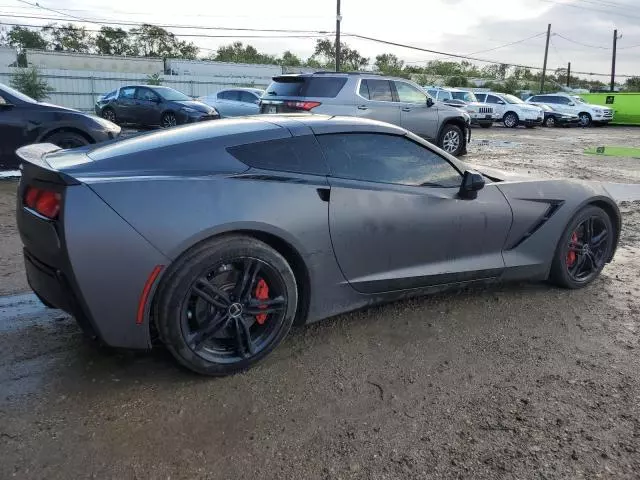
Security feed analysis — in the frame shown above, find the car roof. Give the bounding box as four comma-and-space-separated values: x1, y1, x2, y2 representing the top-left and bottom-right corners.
218, 87, 264, 94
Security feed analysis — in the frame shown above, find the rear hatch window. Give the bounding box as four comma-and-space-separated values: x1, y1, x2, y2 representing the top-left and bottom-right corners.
265, 76, 348, 98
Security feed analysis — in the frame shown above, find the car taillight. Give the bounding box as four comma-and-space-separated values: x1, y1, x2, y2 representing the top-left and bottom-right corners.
284, 101, 321, 111
24, 186, 61, 219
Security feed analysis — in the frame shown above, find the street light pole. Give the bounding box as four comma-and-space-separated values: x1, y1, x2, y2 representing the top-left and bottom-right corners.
335, 0, 342, 72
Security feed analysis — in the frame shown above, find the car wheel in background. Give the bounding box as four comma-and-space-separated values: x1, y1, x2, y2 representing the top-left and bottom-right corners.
438, 124, 464, 156
578, 112, 592, 127
45, 131, 91, 150
154, 235, 299, 376
161, 112, 178, 128
549, 205, 614, 289
503, 112, 519, 128
544, 116, 556, 127
101, 108, 117, 124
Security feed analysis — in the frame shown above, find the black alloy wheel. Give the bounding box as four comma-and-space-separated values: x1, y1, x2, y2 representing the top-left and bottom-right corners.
550, 205, 614, 289
162, 112, 178, 128
155, 235, 298, 375
102, 108, 117, 123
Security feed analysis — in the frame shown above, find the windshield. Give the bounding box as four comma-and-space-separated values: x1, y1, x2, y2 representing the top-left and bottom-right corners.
451, 91, 477, 102
503, 94, 524, 104
0, 83, 38, 103
572, 96, 586, 104
154, 87, 191, 102
539, 104, 553, 112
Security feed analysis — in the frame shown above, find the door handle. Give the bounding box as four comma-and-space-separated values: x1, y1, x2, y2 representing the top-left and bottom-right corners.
316, 188, 330, 202
401, 107, 411, 112
357, 105, 368, 110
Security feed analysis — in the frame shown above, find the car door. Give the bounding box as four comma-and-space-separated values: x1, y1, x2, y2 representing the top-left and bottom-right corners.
393, 80, 439, 140
552, 96, 573, 114
113, 86, 137, 122
317, 132, 513, 294
0, 94, 31, 169
134, 87, 162, 126
485, 94, 506, 118
239, 91, 261, 116
355, 79, 401, 126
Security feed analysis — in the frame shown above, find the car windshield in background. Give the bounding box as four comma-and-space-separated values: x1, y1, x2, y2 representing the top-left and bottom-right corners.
503, 94, 524, 104
154, 87, 191, 102
265, 76, 348, 98
539, 104, 554, 112
451, 91, 477, 102
0, 83, 38, 103
573, 96, 586, 104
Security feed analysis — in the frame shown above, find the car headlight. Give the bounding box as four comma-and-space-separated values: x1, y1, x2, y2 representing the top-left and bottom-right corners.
593, 109, 603, 114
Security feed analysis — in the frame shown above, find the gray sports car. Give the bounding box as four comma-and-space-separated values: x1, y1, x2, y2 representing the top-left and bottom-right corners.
16, 115, 620, 375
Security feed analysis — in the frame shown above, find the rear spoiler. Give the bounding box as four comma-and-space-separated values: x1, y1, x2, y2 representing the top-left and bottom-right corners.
16, 143, 81, 185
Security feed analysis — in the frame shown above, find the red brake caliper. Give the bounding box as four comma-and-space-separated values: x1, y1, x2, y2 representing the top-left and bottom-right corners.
254, 278, 269, 325
566, 232, 578, 267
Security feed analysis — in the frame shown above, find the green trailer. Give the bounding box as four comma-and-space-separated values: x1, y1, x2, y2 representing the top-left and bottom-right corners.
579, 93, 640, 125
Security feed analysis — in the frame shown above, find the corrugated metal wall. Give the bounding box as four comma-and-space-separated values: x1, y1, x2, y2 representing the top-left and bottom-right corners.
0, 67, 275, 111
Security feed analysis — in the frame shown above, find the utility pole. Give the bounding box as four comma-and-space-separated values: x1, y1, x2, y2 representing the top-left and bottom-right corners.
610, 29, 619, 92
335, 0, 342, 72
540, 23, 551, 93
567, 62, 571, 88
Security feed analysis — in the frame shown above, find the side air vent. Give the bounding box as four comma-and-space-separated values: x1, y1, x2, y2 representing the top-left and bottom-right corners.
507, 202, 563, 250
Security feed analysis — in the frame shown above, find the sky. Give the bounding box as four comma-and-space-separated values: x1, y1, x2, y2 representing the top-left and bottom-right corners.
2, 0, 640, 80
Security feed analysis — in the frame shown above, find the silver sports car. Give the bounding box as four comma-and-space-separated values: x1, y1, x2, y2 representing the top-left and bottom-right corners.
16, 115, 620, 375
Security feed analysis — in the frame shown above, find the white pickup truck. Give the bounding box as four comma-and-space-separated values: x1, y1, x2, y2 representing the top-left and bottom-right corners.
426, 87, 498, 128
525, 93, 613, 126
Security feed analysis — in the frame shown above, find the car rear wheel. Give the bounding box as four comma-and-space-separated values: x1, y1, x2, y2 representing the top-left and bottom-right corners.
438, 124, 464, 156
154, 235, 298, 376
579, 112, 592, 127
161, 112, 178, 128
544, 116, 556, 127
45, 131, 91, 150
503, 112, 519, 128
549, 205, 614, 289
101, 108, 117, 124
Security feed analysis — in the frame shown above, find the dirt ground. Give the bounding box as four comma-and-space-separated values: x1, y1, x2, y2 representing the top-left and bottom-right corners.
1, 125, 640, 479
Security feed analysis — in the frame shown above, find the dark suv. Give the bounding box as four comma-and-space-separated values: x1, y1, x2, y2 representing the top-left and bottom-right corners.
260, 73, 470, 156
95, 85, 220, 129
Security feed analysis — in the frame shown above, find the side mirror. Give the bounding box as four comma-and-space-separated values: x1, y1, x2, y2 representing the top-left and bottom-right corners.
568, 102, 575, 106
0, 101, 15, 110
497, 100, 505, 105
459, 170, 485, 199
427, 97, 434, 107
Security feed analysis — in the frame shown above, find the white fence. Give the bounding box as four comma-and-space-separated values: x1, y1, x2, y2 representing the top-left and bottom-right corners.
0, 67, 276, 112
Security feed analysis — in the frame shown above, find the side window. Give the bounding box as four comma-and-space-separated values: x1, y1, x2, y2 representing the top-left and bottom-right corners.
366, 79, 394, 102
0, 95, 6, 105
439, 91, 452, 101
358, 80, 370, 100
486, 95, 501, 104
316, 133, 461, 187
529, 95, 540, 102
227, 135, 328, 175
135, 88, 159, 102
475, 93, 486, 102
556, 96, 571, 105
120, 87, 136, 99
224, 90, 241, 101
394, 81, 427, 104
240, 91, 259, 103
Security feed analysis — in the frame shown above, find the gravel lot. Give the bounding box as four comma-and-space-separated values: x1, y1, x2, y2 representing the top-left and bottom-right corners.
0, 125, 639, 479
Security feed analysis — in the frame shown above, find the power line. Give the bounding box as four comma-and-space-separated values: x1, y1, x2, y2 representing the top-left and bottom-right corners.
16, 0, 96, 24
554, 33, 609, 50
537, 0, 640, 20
465, 32, 547, 56
549, 37, 568, 65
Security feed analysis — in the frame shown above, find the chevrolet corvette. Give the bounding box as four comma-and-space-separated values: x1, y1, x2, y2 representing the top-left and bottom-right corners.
16, 115, 620, 375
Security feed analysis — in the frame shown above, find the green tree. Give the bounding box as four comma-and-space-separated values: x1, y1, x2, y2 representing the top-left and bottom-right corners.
624, 77, 640, 92
210, 42, 277, 64
374, 53, 405, 76
5, 26, 49, 66
445, 75, 469, 87
145, 73, 162, 85
500, 77, 522, 95
130, 24, 198, 59
10, 66, 54, 101
95, 27, 138, 56
280, 50, 302, 67
310, 39, 368, 71
44, 23, 93, 53
481, 63, 509, 80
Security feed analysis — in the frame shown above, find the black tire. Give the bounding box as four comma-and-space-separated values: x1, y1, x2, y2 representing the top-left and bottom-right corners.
154, 235, 298, 376
101, 107, 117, 124
45, 131, 91, 150
438, 124, 464, 156
543, 116, 556, 127
503, 112, 519, 128
479, 123, 492, 129
578, 112, 592, 127
161, 112, 178, 128
549, 205, 614, 289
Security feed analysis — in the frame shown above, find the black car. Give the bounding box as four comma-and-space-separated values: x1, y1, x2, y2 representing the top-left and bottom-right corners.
95, 85, 220, 128
532, 103, 580, 127
0, 83, 121, 170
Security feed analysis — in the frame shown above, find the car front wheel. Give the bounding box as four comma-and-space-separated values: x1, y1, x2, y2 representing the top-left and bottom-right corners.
503, 112, 519, 128
101, 108, 117, 124
161, 112, 178, 128
544, 116, 556, 127
154, 235, 299, 376
438, 124, 464, 156
579, 112, 592, 127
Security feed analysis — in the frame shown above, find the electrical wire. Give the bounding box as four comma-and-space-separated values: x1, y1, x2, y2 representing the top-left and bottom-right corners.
554, 33, 609, 50
465, 32, 547, 56
537, 0, 640, 20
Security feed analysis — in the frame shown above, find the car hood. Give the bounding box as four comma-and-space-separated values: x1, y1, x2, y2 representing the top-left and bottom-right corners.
173, 100, 215, 113
586, 103, 612, 111
35, 102, 82, 113
464, 163, 534, 182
